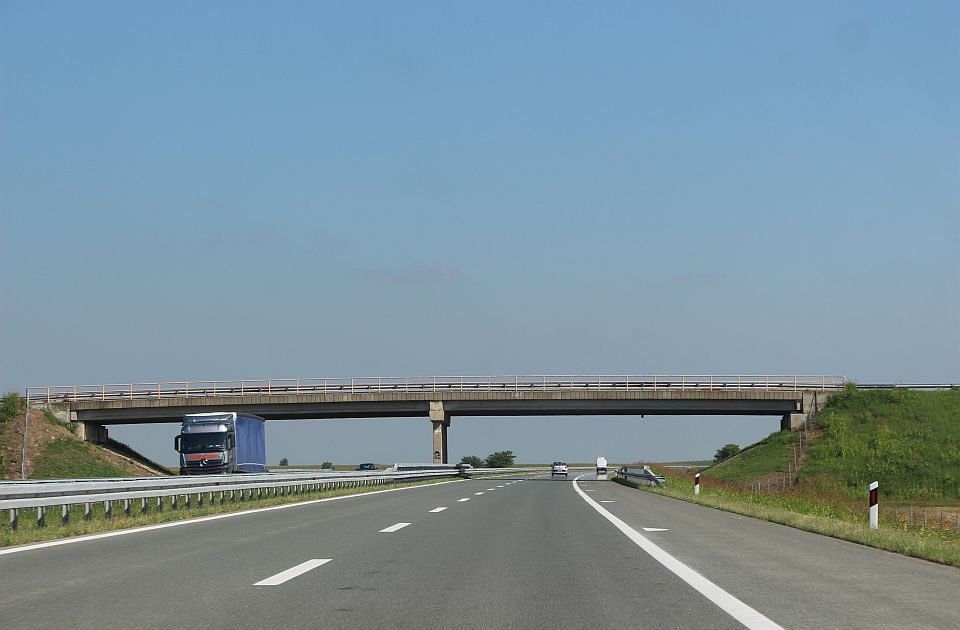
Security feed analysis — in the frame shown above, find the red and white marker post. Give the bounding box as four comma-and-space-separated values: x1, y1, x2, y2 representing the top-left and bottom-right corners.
869, 481, 879, 529
694, 472, 701, 496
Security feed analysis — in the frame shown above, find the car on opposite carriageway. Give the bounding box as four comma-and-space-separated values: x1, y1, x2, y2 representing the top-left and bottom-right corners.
355, 463, 378, 471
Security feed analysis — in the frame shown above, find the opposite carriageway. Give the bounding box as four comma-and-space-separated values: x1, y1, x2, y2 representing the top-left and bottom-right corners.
28, 375, 848, 464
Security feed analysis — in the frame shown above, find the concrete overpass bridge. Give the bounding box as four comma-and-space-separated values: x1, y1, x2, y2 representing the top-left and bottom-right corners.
29, 374, 846, 464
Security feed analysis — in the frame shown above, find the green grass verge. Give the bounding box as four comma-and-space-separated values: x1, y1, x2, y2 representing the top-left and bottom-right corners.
1, 476, 459, 548
103, 437, 172, 475
31, 438, 145, 479
703, 430, 797, 483
614, 477, 960, 567
803, 386, 960, 500
698, 387, 960, 501
0, 393, 24, 475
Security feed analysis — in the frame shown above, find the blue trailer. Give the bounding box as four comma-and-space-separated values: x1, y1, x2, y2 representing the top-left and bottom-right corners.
175, 412, 267, 475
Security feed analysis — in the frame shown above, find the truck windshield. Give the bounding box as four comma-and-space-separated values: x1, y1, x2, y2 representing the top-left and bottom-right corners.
181, 433, 226, 452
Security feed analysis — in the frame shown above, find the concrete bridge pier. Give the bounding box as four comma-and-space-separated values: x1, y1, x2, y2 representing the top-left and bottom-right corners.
780, 413, 805, 431
79, 422, 109, 444
781, 391, 830, 431
430, 401, 450, 464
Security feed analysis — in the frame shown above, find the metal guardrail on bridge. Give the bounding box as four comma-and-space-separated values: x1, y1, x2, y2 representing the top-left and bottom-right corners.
26, 374, 849, 404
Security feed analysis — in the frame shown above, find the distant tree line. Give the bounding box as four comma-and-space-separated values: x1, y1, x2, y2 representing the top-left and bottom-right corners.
714, 443, 741, 463
460, 450, 515, 468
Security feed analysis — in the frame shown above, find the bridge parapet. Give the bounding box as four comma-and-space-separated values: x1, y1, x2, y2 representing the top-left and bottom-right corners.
27, 374, 847, 405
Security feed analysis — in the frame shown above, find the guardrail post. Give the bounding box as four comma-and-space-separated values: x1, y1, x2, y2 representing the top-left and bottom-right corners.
157, 497, 163, 512
197, 493, 203, 507
141, 498, 147, 515
9, 508, 18, 531
104, 500, 112, 519
84, 503, 92, 520
63, 505, 73, 525
171, 495, 178, 510
37, 506, 45, 528
219, 491, 225, 505
124, 499, 131, 517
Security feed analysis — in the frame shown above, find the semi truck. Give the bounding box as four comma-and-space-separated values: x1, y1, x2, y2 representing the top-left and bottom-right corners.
175, 412, 267, 475
596, 456, 608, 480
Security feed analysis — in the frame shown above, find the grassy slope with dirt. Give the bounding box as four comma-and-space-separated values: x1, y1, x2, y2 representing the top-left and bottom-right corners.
633, 386, 960, 566
1, 393, 165, 479
703, 386, 960, 500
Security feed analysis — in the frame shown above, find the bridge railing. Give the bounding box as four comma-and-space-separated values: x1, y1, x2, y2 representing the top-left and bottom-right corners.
25, 374, 848, 404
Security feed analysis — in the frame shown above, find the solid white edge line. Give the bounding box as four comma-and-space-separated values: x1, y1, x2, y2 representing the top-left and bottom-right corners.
572, 475, 784, 630
0, 478, 464, 556
379, 522, 411, 533
429, 507, 447, 513
254, 558, 331, 586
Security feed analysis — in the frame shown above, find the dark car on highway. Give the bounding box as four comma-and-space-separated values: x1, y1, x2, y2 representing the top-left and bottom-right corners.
355, 463, 377, 471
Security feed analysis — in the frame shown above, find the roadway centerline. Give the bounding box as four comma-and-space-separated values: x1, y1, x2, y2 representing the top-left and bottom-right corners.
474, 492, 485, 495
254, 559, 331, 586
458, 498, 470, 502
379, 522, 412, 533
429, 507, 447, 513
572, 475, 783, 630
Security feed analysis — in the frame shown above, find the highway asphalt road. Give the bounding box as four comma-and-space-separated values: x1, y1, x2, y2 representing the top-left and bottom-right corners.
1, 473, 958, 629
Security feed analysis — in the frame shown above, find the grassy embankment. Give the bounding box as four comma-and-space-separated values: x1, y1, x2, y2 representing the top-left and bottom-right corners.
619, 386, 960, 566
0, 393, 19, 474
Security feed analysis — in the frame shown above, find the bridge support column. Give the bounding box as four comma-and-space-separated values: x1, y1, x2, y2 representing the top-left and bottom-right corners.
429, 402, 450, 464
781, 413, 805, 431
79, 422, 108, 444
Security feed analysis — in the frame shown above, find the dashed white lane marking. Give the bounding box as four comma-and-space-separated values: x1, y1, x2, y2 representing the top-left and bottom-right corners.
429, 507, 447, 513
585, 489, 597, 492
643, 527, 669, 532
601, 500, 615, 503
379, 522, 412, 533
458, 498, 470, 502
496, 485, 505, 488
474, 492, 485, 495
254, 559, 331, 586
573, 475, 783, 630
487, 488, 497, 490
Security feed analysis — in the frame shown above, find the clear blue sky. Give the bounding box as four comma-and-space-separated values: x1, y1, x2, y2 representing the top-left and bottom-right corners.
1, 2, 957, 466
